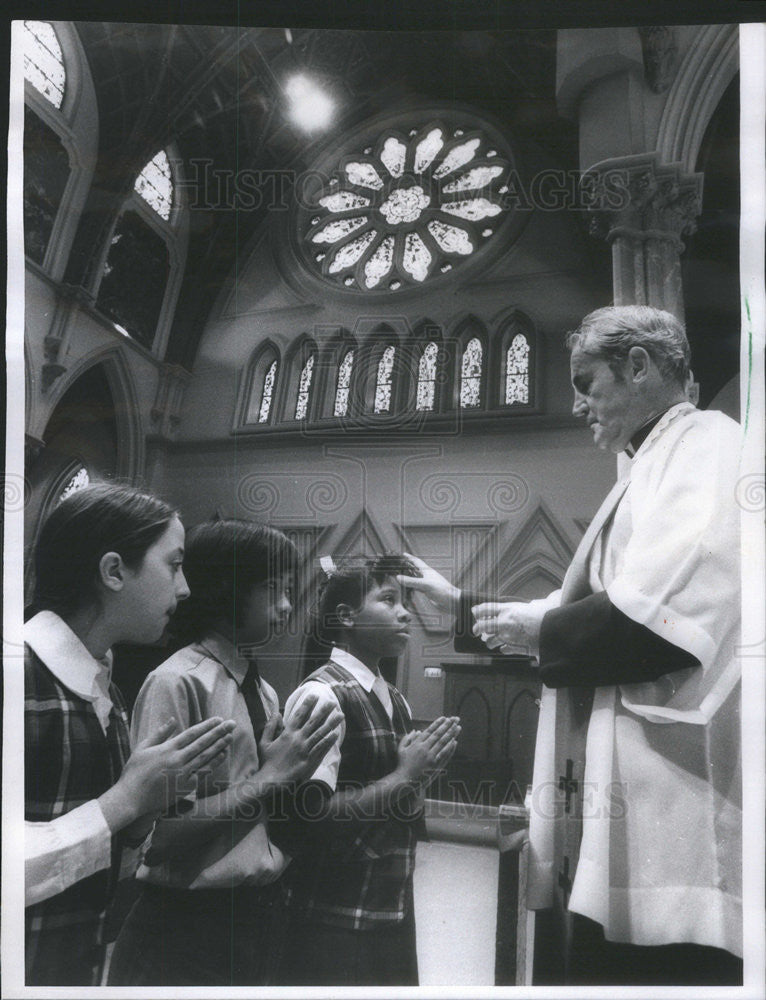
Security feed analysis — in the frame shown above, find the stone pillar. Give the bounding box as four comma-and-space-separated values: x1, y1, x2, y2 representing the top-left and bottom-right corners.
584, 152, 702, 321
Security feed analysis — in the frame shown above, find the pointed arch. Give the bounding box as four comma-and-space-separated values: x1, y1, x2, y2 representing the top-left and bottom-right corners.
455, 685, 493, 759
496, 310, 538, 410
656, 24, 738, 173
496, 501, 577, 599
40, 346, 146, 481
450, 315, 489, 410
314, 329, 358, 419
24, 353, 145, 589
22, 20, 98, 280
334, 344, 356, 416
360, 324, 403, 415
93, 143, 189, 356
374, 344, 396, 413
411, 318, 445, 413
283, 335, 319, 422
239, 340, 281, 427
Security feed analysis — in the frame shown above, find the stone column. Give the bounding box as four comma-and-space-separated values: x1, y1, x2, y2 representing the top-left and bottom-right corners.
584, 152, 702, 321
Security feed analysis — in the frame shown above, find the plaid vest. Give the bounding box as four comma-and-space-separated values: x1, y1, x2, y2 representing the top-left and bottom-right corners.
25, 647, 131, 985
289, 660, 421, 929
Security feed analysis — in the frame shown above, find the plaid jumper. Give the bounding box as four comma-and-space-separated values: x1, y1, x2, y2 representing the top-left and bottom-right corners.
25, 647, 131, 985
288, 660, 421, 930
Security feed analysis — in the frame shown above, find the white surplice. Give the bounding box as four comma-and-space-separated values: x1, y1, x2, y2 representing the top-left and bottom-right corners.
527, 402, 742, 957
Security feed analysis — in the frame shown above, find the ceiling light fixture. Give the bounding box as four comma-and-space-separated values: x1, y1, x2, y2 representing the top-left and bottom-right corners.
285, 73, 334, 133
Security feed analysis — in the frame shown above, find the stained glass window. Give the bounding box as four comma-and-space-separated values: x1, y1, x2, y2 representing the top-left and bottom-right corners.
258, 360, 278, 423
23, 106, 70, 264
135, 150, 173, 221
302, 119, 511, 291
334, 350, 354, 416
97, 210, 169, 349
24, 21, 65, 109
505, 333, 530, 405
416, 341, 438, 411
59, 466, 89, 501
295, 354, 315, 419
460, 337, 483, 408
258, 360, 277, 424
374, 345, 395, 413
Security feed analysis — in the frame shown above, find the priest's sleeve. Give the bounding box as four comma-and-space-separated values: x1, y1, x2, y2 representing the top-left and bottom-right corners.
538, 591, 700, 687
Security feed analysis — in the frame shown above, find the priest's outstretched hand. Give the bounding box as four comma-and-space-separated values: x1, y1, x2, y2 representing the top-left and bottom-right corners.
471, 601, 545, 656
396, 552, 461, 612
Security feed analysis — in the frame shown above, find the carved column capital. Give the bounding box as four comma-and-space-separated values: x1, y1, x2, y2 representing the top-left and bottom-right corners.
584, 152, 702, 248
582, 153, 702, 318
638, 26, 679, 94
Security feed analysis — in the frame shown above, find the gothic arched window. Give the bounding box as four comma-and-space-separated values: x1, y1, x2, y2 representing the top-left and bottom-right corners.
460, 337, 483, 408
374, 345, 396, 413
241, 343, 281, 426
295, 353, 315, 419
23, 20, 65, 108
97, 209, 170, 348
22, 20, 97, 277
334, 349, 354, 416
505, 332, 530, 405
416, 341, 439, 411
59, 465, 89, 501
95, 148, 187, 354
258, 359, 278, 423
134, 150, 173, 221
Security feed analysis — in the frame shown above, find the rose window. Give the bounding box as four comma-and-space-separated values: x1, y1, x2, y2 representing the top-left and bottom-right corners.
301, 120, 512, 291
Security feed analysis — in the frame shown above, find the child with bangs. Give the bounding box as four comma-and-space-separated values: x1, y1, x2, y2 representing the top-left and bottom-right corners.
24, 483, 235, 986
108, 519, 341, 986
279, 554, 460, 986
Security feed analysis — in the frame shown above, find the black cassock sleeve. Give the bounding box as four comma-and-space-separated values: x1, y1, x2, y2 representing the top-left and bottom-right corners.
453, 590, 699, 686
538, 590, 699, 688
454, 590, 494, 655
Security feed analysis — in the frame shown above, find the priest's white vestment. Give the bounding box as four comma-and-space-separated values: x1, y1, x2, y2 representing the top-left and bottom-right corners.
527, 402, 742, 958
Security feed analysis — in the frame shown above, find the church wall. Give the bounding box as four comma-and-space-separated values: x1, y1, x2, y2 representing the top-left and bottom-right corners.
557, 24, 734, 171
156, 416, 614, 718
151, 105, 616, 719
25, 267, 164, 447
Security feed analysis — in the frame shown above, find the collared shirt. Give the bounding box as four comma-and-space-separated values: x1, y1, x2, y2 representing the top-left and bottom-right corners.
133, 633, 288, 889
24, 612, 123, 908
285, 654, 419, 929
624, 408, 667, 458
24, 615, 132, 984
283, 647, 400, 791
24, 610, 114, 733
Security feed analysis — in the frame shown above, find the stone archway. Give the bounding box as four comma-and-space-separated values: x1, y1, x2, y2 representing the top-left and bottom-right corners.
25, 362, 123, 596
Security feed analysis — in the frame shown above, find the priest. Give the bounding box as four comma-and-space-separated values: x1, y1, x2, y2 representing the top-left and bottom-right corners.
399, 305, 742, 986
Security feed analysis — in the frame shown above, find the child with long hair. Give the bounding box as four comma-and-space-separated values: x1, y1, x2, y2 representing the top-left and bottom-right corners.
25, 483, 235, 985
280, 554, 460, 986
107, 519, 341, 986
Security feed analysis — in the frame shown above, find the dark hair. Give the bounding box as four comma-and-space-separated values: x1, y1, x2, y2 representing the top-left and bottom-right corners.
565, 305, 691, 387
170, 519, 297, 644
310, 553, 420, 649
33, 483, 177, 618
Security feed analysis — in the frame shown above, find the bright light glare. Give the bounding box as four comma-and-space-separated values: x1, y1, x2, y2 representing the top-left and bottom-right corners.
285, 74, 334, 132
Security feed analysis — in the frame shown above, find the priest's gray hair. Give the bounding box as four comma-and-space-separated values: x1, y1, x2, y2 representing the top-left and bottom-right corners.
565, 305, 690, 387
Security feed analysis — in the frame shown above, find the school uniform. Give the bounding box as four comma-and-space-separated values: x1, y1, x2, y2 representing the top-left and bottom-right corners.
107, 633, 289, 986
24, 611, 131, 986
280, 648, 422, 986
